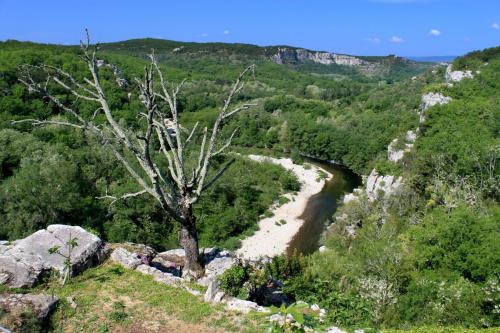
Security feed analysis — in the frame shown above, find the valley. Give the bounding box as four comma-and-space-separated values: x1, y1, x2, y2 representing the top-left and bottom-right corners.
0, 31, 498, 333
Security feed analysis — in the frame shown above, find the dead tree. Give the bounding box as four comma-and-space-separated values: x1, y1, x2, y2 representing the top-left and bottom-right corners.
15, 31, 256, 278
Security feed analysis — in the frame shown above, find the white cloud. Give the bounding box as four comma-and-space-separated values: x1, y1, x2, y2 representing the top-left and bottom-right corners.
223, 30, 230, 35
390, 36, 404, 43
429, 28, 441, 36
201, 33, 208, 37
366, 37, 381, 43
493, 22, 500, 30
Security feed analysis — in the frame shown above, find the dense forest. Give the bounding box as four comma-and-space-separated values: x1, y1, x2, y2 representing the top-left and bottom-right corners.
0, 38, 498, 331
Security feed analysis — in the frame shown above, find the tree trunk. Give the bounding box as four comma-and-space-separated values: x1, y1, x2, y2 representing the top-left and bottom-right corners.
179, 204, 204, 279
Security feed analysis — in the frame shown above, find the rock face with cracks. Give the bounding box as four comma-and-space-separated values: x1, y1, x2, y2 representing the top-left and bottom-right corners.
0, 225, 107, 288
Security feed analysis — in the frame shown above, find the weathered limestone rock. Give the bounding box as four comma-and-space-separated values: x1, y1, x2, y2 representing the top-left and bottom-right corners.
122, 242, 157, 262
212, 291, 225, 303
204, 277, 222, 303
445, 64, 473, 82
135, 264, 183, 286
420, 93, 452, 123
225, 297, 268, 314
198, 253, 238, 287
365, 169, 403, 201
343, 188, 363, 204
110, 247, 142, 269
388, 130, 417, 162
270, 47, 365, 66
0, 294, 59, 320
0, 225, 107, 288
152, 249, 186, 268
205, 255, 238, 277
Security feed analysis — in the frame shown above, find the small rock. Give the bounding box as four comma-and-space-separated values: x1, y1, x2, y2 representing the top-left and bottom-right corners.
318, 246, 327, 253
185, 287, 202, 296
110, 247, 142, 269
65, 296, 77, 309
269, 313, 295, 325
326, 327, 348, 333
225, 298, 268, 314
311, 303, 320, 311
212, 291, 225, 303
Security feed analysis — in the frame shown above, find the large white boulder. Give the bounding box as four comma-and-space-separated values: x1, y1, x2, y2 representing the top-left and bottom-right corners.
0, 225, 107, 288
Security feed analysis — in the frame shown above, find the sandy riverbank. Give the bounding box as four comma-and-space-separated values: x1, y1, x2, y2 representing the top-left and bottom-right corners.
236, 155, 332, 260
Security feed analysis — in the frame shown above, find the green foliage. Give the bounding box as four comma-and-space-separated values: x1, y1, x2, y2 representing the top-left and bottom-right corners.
264, 255, 304, 282
411, 206, 500, 282
265, 303, 321, 333
218, 264, 248, 298
279, 171, 301, 192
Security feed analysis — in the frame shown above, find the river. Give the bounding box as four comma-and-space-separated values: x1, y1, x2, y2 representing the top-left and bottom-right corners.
286, 158, 361, 255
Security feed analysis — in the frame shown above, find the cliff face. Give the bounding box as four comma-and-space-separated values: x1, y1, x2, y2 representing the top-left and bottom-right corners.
270, 47, 365, 66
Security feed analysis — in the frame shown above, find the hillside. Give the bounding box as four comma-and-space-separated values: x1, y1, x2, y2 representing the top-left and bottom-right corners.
99, 38, 433, 81
0, 36, 498, 332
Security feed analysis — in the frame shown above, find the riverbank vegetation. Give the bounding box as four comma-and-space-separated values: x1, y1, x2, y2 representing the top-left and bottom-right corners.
266, 47, 499, 331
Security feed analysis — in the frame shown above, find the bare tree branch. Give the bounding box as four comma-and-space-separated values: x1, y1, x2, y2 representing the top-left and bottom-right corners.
97, 190, 148, 205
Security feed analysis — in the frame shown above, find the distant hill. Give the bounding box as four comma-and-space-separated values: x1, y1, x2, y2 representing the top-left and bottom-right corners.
100, 38, 435, 81
407, 55, 457, 63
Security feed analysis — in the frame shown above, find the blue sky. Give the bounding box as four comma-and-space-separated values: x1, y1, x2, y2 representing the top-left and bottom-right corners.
0, 0, 498, 56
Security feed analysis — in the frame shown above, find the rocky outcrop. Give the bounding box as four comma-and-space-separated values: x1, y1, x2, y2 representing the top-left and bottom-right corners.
420, 92, 452, 123
270, 47, 365, 66
0, 225, 107, 288
343, 169, 402, 204
387, 130, 417, 162
445, 64, 473, 82
366, 169, 402, 201
0, 294, 58, 320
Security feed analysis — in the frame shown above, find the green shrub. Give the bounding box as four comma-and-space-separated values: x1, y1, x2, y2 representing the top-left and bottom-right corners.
218, 264, 248, 299
279, 171, 300, 192
397, 271, 484, 327
278, 196, 290, 206
222, 237, 241, 251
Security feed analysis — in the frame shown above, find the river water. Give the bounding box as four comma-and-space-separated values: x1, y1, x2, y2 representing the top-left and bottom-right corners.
286, 158, 361, 255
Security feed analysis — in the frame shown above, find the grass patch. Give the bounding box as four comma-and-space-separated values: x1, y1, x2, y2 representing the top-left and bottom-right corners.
22, 263, 264, 333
